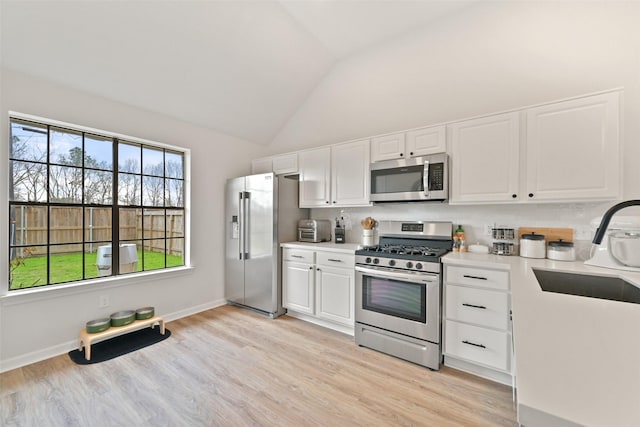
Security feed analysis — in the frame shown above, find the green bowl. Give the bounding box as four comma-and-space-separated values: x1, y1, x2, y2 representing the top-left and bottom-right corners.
135, 306, 155, 320
86, 318, 111, 334
110, 310, 135, 327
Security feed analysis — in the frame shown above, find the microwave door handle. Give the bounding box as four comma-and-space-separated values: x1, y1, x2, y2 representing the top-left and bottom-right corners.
423, 160, 430, 197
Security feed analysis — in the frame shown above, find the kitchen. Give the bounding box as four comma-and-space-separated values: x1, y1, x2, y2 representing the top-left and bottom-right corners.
1, 1, 640, 427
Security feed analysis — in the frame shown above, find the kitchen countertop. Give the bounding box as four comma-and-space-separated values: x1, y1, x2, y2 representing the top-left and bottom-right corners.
280, 241, 361, 253
442, 252, 640, 427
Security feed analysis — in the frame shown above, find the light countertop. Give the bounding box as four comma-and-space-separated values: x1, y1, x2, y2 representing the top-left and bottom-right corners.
280, 241, 361, 253
442, 252, 640, 427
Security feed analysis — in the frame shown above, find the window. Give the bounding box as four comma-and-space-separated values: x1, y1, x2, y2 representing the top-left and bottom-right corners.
8, 116, 187, 290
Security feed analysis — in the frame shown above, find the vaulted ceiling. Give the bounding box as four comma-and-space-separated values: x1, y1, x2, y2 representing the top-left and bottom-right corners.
1, 1, 475, 144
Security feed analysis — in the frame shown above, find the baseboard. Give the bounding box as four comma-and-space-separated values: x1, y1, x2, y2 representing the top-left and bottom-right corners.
285, 311, 355, 336
0, 298, 226, 373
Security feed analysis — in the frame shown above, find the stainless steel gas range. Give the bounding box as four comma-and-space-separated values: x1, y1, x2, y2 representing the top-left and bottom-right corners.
354, 220, 453, 370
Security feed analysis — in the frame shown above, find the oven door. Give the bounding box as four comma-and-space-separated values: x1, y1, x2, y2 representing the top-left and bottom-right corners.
355, 265, 440, 343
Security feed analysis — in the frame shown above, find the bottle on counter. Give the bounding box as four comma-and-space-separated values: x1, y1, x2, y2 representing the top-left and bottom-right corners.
455, 224, 466, 252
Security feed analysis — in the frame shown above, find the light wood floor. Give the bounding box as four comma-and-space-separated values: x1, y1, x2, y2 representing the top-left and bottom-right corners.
1, 305, 517, 426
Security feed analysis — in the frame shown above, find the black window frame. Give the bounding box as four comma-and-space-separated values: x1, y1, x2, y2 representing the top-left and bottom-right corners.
8, 115, 187, 291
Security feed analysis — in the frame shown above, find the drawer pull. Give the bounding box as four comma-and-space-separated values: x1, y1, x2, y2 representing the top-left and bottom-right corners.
463, 274, 487, 281
327, 258, 343, 263
291, 255, 304, 259
462, 340, 486, 349
462, 303, 487, 310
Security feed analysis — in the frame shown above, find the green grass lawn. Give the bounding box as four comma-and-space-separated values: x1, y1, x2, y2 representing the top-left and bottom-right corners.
10, 250, 183, 290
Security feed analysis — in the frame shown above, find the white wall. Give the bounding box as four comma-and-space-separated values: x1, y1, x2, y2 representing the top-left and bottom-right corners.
0, 68, 266, 371
270, 1, 640, 200
266, 1, 640, 257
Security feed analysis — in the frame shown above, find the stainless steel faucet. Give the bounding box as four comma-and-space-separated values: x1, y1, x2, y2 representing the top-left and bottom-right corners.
592, 200, 640, 244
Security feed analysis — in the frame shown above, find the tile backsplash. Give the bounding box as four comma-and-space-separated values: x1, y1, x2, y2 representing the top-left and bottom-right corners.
309, 201, 640, 261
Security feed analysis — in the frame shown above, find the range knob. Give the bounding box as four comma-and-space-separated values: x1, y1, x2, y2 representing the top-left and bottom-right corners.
415, 263, 423, 270
365, 257, 372, 264
373, 258, 380, 265
406, 261, 413, 269
388, 260, 396, 267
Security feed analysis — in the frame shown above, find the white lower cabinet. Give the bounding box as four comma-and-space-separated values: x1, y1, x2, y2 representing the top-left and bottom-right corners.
282, 247, 355, 333
443, 263, 513, 385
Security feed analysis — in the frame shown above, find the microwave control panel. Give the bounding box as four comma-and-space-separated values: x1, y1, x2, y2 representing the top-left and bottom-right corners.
429, 163, 444, 191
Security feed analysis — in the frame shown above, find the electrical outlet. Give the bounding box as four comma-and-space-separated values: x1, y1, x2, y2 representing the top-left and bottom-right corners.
485, 224, 494, 236
98, 295, 110, 308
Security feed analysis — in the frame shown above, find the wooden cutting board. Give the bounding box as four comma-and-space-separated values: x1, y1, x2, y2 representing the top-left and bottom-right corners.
518, 227, 573, 243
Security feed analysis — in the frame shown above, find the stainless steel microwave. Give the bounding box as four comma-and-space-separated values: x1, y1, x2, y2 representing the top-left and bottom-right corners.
369, 153, 448, 202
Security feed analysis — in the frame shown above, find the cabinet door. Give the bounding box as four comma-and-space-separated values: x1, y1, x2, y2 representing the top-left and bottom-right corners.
406, 125, 446, 157
272, 153, 298, 175
282, 261, 315, 314
331, 139, 371, 206
449, 112, 520, 203
525, 92, 620, 201
251, 157, 272, 174
371, 133, 406, 162
299, 147, 331, 207
315, 265, 354, 326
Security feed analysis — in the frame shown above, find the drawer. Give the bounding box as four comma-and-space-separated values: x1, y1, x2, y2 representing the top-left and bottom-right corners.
445, 285, 509, 330
316, 251, 355, 268
445, 265, 509, 291
444, 320, 510, 371
283, 248, 314, 263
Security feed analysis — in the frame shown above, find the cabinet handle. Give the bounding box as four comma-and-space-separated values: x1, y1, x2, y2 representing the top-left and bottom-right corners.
399, 153, 404, 157
512, 194, 517, 198
528, 193, 534, 198
327, 258, 343, 263
291, 255, 304, 259
463, 274, 487, 281
462, 303, 487, 310
332, 201, 336, 204
316, 268, 321, 271
325, 201, 329, 204
409, 151, 414, 156
462, 340, 486, 349
309, 266, 313, 270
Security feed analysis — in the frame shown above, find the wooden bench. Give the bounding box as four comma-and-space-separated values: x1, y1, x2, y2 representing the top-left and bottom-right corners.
78, 315, 165, 360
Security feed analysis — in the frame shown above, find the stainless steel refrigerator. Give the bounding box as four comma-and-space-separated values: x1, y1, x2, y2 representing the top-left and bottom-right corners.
225, 172, 308, 317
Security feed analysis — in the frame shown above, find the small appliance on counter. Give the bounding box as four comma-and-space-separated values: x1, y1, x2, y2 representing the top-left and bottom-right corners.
298, 219, 331, 243
520, 232, 546, 259
585, 203, 640, 271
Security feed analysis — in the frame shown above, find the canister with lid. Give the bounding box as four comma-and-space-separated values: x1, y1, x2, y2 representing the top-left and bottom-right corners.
520, 232, 546, 258
547, 239, 576, 261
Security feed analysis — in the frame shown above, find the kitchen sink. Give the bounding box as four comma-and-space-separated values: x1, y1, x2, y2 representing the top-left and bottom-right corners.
532, 268, 640, 305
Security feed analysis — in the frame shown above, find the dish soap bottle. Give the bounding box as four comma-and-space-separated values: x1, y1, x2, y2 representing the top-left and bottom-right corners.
455, 225, 466, 252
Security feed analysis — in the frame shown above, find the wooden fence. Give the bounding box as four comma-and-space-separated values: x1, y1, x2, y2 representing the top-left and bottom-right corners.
10, 206, 184, 256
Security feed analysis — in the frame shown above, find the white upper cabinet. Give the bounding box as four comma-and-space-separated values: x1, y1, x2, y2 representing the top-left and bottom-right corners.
525, 92, 620, 201
331, 139, 370, 206
450, 112, 521, 203
299, 140, 371, 208
371, 133, 406, 162
251, 157, 272, 175
299, 147, 332, 207
272, 152, 298, 175
371, 125, 446, 162
450, 90, 621, 204
406, 125, 447, 157
251, 152, 298, 175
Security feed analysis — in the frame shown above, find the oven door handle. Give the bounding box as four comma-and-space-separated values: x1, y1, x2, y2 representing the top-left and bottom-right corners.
355, 265, 438, 285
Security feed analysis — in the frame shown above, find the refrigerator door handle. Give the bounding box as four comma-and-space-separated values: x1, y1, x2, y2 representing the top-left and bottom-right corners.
238, 192, 244, 259
242, 191, 250, 260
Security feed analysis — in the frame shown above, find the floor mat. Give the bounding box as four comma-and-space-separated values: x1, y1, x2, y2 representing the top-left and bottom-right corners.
68, 327, 171, 365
